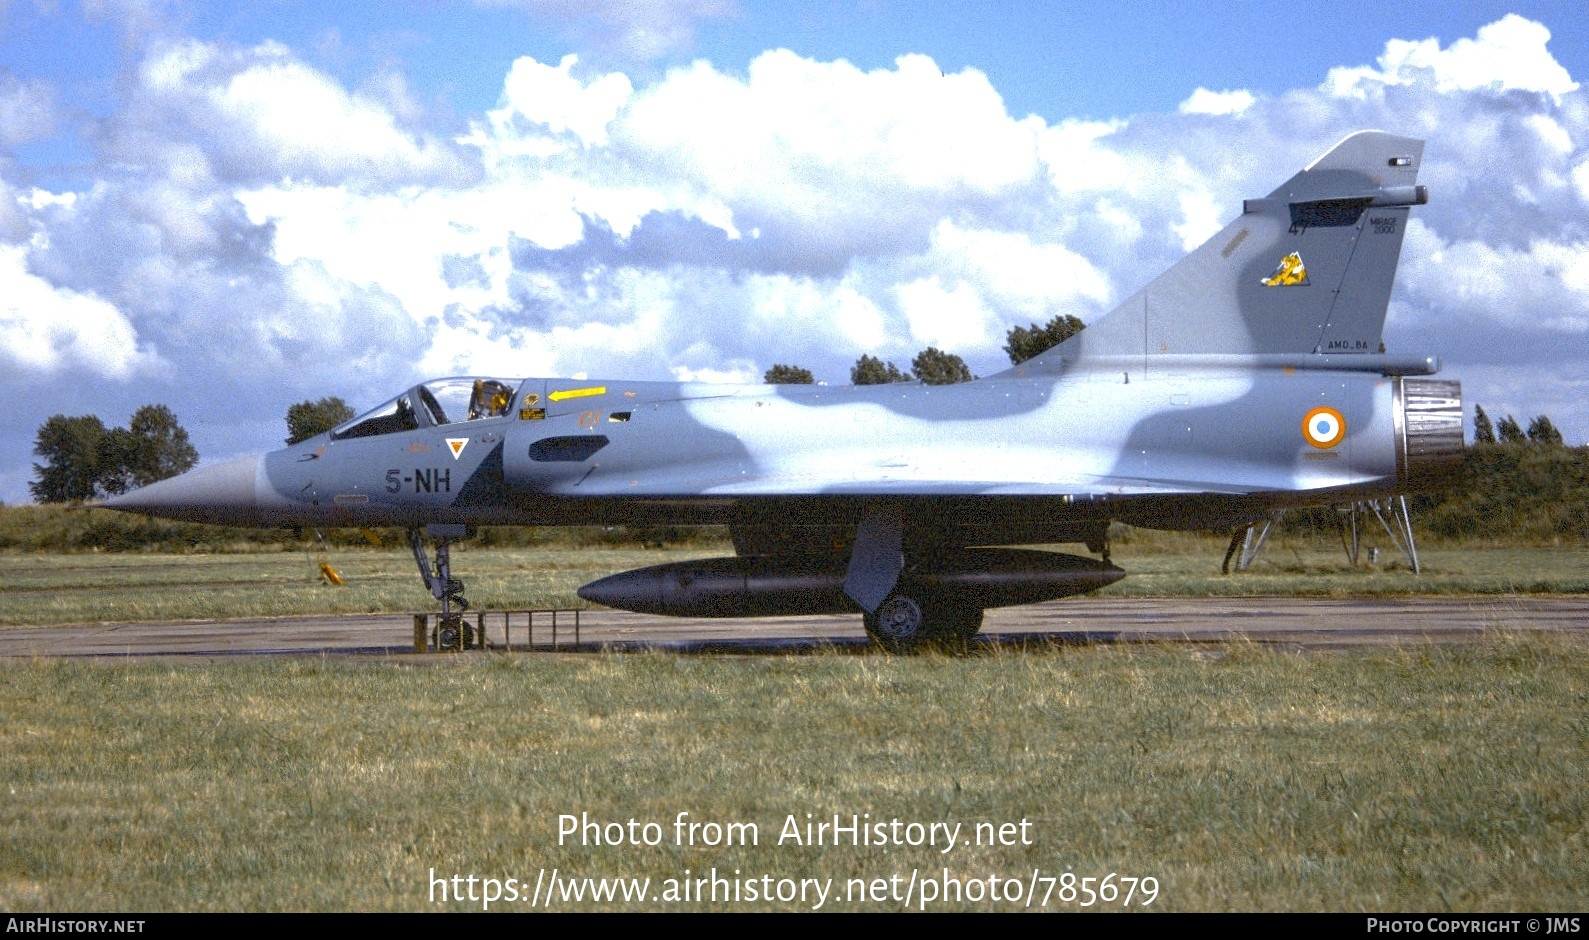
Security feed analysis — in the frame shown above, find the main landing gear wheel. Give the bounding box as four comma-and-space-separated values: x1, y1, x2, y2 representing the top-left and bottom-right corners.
864, 593, 926, 652
863, 590, 986, 653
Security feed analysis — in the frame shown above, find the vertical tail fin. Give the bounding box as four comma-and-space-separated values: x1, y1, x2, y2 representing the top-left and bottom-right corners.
1011, 130, 1426, 375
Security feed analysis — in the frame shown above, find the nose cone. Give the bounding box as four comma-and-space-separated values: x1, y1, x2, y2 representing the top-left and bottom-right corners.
99, 454, 264, 526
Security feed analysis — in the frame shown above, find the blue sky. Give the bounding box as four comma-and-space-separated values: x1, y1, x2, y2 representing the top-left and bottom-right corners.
3, 1, 1588, 502
9, 1, 1587, 182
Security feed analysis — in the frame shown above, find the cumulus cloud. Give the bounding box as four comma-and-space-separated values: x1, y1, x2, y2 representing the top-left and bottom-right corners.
0, 244, 158, 378
1178, 87, 1256, 116
466, 18, 1583, 444
233, 47, 1084, 389
5, 13, 1589, 503
1325, 14, 1578, 100
116, 38, 476, 188
1398, 220, 1589, 349
0, 36, 445, 480
618, 51, 1046, 219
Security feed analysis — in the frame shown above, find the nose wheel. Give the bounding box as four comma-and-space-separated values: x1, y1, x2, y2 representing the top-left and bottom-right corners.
408, 524, 474, 650
435, 616, 475, 652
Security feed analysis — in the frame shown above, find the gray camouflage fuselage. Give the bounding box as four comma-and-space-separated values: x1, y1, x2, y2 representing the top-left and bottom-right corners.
155, 365, 1454, 533
105, 131, 1464, 648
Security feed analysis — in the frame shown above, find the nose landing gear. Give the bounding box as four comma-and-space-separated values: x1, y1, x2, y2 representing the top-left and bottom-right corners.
408, 524, 474, 650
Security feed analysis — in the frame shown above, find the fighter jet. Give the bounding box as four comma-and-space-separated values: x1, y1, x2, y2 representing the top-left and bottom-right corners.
104, 131, 1463, 650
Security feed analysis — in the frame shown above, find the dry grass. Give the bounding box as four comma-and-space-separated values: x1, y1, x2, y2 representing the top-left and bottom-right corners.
1, 637, 1584, 911
0, 546, 722, 627
3, 539, 1584, 628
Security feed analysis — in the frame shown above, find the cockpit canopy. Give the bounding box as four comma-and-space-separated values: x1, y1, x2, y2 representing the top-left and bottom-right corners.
330, 377, 522, 441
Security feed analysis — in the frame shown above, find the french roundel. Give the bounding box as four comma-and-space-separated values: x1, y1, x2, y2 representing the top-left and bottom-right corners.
1302, 406, 1346, 449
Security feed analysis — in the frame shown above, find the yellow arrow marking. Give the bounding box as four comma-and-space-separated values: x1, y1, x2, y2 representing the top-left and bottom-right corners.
549, 386, 606, 402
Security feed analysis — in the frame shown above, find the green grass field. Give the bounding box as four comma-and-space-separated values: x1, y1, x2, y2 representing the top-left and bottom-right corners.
2, 534, 1584, 911
0, 545, 720, 626
2, 535, 1584, 627
2, 638, 1583, 911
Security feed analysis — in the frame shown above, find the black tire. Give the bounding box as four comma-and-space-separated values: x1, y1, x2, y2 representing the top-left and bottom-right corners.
436, 616, 474, 651
930, 604, 984, 648
863, 589, 984, 653
863, 592, 927, 652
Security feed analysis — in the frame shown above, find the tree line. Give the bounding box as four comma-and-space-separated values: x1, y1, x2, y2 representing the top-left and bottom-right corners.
1472, 405, 1565, 447
29, 406, 199, 503
30, 397, 357, 504
764, 313, 1084, 385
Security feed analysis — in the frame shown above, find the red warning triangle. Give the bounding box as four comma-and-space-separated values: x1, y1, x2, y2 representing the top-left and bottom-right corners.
446, 438, 468, 460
